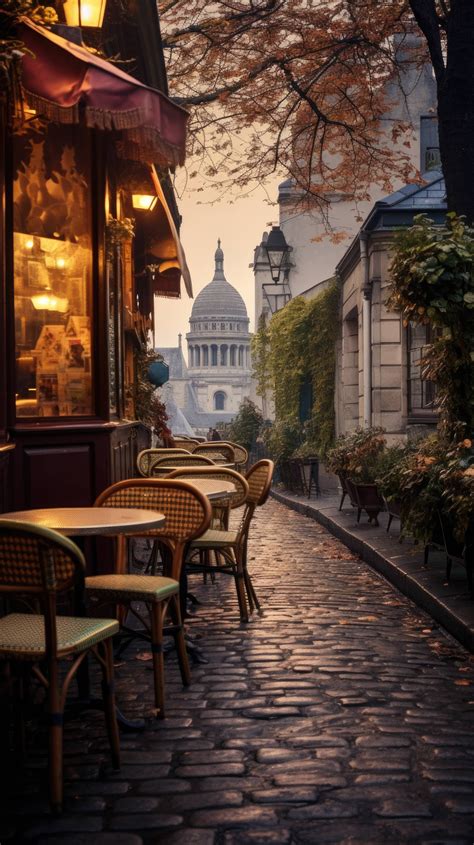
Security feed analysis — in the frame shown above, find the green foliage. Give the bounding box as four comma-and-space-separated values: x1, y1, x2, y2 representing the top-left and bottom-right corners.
263, 415, 303, 463
387, 213, 474, 435
252, 281, 339, 462
133, 345, 169, 436
325, 427, 386, 482
227, 398, 263, 452
379, 433, 474, 545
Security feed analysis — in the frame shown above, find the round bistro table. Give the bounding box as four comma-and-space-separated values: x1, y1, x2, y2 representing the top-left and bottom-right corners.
1, 506, 166, 731
0, 506, 166, 536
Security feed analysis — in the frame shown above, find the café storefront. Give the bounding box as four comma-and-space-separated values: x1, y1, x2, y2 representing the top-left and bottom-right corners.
0, 14, 191, 516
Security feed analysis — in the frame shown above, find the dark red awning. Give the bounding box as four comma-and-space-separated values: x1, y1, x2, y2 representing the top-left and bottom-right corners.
19, 18, 188, 167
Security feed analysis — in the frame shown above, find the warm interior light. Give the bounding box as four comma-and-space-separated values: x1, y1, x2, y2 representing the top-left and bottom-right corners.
31, 293, 69, 313
132, 194, 158, 211
56, 257, 66, 269
25, 239, 34, 250
63, 0, 107, 28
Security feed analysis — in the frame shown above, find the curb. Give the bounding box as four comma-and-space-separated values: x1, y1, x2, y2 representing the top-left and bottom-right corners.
271, 488, 474, 653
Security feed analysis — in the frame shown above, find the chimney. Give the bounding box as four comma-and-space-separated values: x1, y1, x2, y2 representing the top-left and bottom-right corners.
178, 333, 182, 349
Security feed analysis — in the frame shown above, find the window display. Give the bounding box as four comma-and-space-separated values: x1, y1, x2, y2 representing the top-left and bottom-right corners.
13, 124, 93, 418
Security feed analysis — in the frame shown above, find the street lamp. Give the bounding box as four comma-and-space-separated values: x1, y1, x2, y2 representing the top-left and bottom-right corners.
264, 225, 291, 283
62, 0, 108, 27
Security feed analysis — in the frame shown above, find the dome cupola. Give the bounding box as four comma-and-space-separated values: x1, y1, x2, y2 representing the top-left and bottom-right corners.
190, 240, 249, 323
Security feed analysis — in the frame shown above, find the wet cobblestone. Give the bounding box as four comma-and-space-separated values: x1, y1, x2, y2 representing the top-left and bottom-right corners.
2, 499, 474, 843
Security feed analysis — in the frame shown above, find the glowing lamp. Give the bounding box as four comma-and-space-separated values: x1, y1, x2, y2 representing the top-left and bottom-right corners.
132, 194, 158, 212
63, 0, 107, 28
25, 239, 34, 250
31, 293, 69, 313
56, 257, 66, 269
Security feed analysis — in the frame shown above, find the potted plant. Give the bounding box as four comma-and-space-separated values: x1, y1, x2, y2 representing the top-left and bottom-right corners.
326, 427, 386, 519
375, 443, 415, 533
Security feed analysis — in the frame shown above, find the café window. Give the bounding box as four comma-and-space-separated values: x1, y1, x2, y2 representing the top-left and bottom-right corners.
407, 322, 437, 417
13, 124, 93, 419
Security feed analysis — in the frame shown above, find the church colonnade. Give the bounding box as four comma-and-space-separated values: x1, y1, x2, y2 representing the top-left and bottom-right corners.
188, 343, 250, 369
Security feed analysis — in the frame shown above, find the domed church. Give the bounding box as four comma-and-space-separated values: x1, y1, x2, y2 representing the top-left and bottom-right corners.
158, 241, 252, 433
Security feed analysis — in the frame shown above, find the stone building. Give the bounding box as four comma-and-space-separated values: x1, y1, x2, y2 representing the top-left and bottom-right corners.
158, 241, 252, 433
335, 173, 445, 439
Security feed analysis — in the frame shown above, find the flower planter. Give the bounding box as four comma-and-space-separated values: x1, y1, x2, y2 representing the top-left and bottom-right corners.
351, 482, 385, 525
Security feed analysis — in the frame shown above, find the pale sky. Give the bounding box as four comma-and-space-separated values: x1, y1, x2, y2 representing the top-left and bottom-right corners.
153, 178, 280, 354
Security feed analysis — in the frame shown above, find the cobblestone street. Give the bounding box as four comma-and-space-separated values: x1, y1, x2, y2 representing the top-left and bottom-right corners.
3, 498, 474, 844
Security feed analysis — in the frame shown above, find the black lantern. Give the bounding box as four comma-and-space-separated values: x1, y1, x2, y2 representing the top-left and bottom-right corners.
264, 225, 290, 283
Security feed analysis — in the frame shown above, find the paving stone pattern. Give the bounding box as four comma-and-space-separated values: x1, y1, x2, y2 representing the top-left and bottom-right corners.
3, 499, 474, 843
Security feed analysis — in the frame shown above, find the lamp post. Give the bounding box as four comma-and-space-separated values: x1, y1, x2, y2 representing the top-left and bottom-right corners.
264, 225, 291, 283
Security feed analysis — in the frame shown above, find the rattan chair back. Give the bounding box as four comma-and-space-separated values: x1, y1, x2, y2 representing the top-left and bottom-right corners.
150, 454, 215, 476
137, 448, 190, 477
173, 438, 200, 451
94, 478, 212, 546
245, 459, 274, 506
166, 466, 249, 509
225, 442, 249, 467
194, 442, 235, 462
0, 520, 84, 595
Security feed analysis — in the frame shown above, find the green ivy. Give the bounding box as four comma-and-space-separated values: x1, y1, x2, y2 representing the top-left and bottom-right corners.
387, 213, 474, 436
252, 281, 339, 461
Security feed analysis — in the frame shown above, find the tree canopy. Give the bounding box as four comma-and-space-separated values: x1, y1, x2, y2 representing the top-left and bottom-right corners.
160, 1, 474, 221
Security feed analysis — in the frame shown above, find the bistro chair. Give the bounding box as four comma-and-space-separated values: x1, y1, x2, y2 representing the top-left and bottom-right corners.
226, 442, 249, 472
137, 448, 190, 477
150, 454, 214, 477
0, 520, 120, 814
167, 466, 249, 528
172, 438, 200, 451
186, 460, 274, 622
85, 479, 211, 718
194, 442, 236, 463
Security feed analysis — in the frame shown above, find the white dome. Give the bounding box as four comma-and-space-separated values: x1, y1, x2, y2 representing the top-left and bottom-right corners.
190, 240, 249, 322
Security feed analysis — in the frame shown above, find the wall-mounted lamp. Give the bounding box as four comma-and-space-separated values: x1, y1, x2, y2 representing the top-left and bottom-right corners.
62, 0, 107, 28
132, 194, 158, 212
264, 225, 291, 283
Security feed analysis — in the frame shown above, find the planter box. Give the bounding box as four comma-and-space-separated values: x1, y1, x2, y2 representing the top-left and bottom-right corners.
351, 481, 385, 525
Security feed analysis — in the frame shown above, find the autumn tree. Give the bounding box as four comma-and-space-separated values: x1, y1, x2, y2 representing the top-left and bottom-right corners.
159, 0, 474, 222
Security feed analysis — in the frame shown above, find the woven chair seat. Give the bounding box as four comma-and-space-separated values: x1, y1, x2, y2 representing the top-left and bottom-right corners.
190, 528, 239, 548
0, 613, 119, 660
86, 574, 179, 603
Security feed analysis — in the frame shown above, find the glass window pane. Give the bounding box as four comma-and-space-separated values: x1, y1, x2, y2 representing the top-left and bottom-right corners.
13, 124, 93, 418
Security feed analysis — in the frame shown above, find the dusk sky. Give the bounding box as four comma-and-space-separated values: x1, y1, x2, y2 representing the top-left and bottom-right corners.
153, 176, 280, 354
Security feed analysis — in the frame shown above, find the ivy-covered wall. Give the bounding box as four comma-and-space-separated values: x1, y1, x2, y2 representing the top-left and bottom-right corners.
252, 281, 340, 458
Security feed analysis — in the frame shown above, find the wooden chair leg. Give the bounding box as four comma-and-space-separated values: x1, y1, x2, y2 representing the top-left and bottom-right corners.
150, 602, 166, 717
100, 640, 120, 769
339, 491, 346, 511
48, 664, 64, 814
168, 594, 191, 687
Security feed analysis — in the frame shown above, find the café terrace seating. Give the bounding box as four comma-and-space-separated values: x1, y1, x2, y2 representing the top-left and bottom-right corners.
150, 454, 215, 477
185, 460, 274, 622
85, 479, 211, 717
0, 521, 120, 813
136, 447, 190, 477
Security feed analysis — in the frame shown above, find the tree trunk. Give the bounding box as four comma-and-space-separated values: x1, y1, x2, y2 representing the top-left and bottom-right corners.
437, 0, 474, 222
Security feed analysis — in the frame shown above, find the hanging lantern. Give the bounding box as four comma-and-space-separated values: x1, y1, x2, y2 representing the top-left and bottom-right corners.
132, 194, 158, 212
62, 0, 108, 28
264, 225, 291, 283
